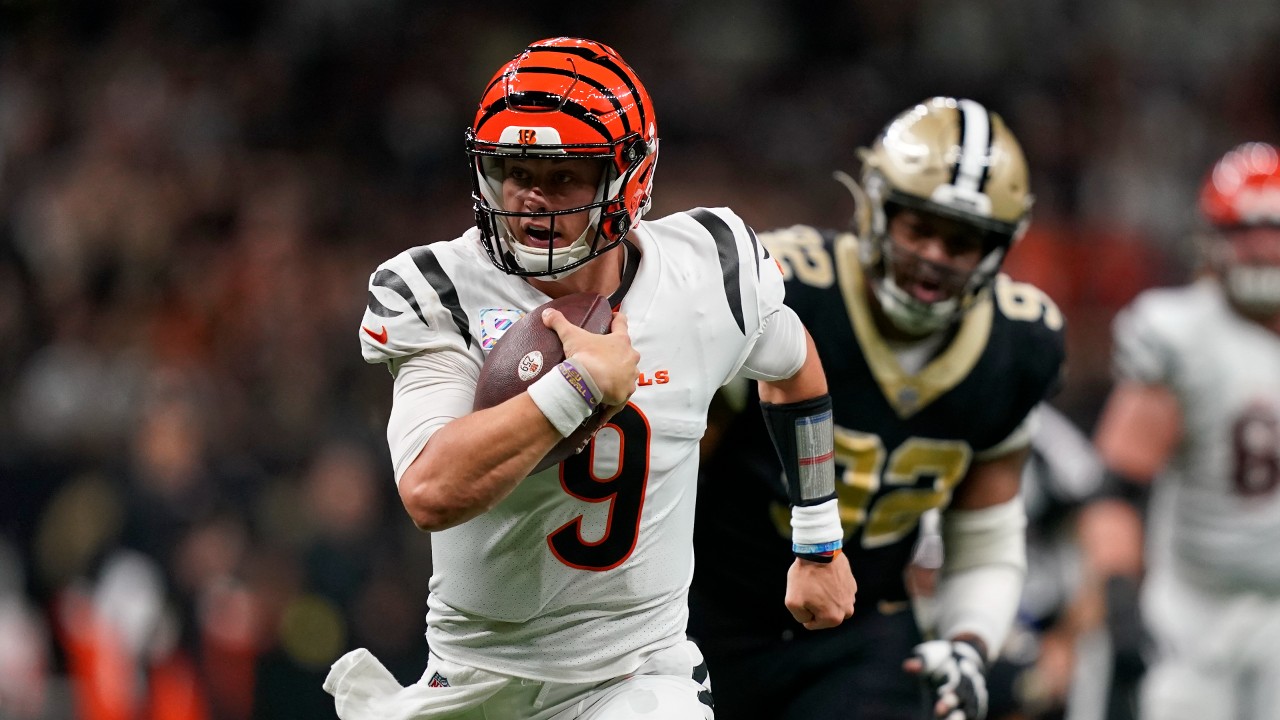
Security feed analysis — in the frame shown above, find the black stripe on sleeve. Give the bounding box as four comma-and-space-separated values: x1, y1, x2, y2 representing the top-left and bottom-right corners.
366, 289, 403, 319
370, 269, 427, 326
746, 224, 763, 278
689, 208, 746, 334
408, 247, 472, 348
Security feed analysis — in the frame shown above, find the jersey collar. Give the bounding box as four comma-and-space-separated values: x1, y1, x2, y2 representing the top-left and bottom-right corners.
834, 234, 993, 418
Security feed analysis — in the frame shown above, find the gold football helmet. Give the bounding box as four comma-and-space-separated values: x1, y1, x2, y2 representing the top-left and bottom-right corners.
853, 97, 1033, 335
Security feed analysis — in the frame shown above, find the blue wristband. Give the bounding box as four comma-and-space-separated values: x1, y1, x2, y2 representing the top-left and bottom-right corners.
792, 540, 842, 556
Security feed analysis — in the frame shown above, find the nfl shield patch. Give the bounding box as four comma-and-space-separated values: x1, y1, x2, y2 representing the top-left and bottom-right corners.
479, 308, 525, 351
427, 671, 450, 688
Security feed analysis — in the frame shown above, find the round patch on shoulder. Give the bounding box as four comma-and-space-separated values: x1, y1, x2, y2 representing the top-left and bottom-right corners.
517, 351, 545, 381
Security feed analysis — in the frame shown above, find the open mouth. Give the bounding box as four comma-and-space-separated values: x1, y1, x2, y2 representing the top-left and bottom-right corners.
521, 223, 558, 247
888, 247, 968, 305
916, 271, 957, 299
906, 278, 949, 304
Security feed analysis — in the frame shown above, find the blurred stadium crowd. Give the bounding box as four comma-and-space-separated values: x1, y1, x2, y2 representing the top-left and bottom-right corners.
0, 0, 1277, 718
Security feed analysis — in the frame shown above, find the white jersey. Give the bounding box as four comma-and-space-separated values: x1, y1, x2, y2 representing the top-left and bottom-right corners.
1112, 278, 1280, 593
359, 208, 786, 683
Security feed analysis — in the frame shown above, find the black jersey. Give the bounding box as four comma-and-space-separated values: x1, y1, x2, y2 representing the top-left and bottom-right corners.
690, 226, 1065, 642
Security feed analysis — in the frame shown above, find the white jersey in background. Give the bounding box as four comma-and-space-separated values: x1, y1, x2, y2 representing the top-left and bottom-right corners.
1113, 277, 1280, 593
1114, 277, 1280, 720
358, 207, 785, 684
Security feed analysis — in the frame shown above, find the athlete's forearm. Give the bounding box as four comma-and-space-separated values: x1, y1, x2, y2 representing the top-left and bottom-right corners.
1093, 380, 1182, 480
759, 331, 844, 565
936, 497, 1028, 659
398, 395, 562, 531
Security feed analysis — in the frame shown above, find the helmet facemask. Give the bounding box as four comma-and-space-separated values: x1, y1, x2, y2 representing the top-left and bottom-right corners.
858, 172, 1022, 337
468, 137, 633, 280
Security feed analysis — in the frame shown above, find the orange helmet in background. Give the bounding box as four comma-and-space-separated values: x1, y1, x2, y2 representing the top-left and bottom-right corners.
1199, 142, 1280, 228
1198, 143, 1280, 316
466, 37, 659, 278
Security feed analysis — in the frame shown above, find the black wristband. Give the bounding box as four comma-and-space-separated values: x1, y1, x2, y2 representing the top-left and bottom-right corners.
1100, 469, 1151, 516
761, 395, 836, 507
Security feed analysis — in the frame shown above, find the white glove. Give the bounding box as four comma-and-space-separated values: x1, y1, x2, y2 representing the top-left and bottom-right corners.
908, 639, 988, 720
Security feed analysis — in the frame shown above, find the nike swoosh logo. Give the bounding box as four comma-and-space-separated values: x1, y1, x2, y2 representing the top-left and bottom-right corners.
363, 325, 388, 343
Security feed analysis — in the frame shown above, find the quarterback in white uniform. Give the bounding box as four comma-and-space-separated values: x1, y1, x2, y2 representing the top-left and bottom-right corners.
1095, 142, 1280, 720
322, 37, 854, 720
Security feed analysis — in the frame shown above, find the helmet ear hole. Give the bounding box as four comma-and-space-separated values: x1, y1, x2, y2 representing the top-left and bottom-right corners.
625, 140, 647, 163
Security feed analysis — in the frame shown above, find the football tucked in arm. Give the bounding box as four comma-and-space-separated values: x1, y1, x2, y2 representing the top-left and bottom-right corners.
473, 293, 614, 474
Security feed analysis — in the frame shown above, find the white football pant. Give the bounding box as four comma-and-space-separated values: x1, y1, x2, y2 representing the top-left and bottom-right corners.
325, 639, 714, 720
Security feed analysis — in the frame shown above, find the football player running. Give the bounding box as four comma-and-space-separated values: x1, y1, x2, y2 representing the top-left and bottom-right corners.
1093, 142, 1280, 720
689, 98, 1064, 720
323, 38, 854, 720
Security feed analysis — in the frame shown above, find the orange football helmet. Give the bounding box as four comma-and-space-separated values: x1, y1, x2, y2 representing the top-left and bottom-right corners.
466, 37, 659, 278
1199, 143, 1280, 315
1200, 142, 1280, 228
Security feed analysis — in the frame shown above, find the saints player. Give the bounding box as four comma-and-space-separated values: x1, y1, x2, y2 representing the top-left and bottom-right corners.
689, 98, 1064, 720
1093, 142, 1280, 720
322, 38, 854, 720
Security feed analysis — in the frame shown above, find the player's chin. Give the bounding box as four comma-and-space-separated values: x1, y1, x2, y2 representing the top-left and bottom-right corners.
517, 229, 567, 250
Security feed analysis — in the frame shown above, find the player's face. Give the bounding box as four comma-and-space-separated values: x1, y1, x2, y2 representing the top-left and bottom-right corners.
1220, 225, 1280, 318
885, 209, 985, 305
501, 157, 607, 249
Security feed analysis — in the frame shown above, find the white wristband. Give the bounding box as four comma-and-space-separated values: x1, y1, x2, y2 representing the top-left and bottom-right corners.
527, 361, 598, 437
791, 498, 844, 548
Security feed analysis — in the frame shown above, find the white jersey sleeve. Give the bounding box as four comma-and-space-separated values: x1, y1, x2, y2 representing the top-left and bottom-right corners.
385, 351, 480, 482
358, 241, 498, 479
1110, 288, 1185, 386
359, 248, 479, 375
680, 207, 790, 385
739, 303, 807, 381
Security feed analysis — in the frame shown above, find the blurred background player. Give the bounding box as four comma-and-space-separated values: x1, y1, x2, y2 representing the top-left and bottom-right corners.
910, 402, 1143, 720
1092, 141, 1280, 720
324, 37, 853, 720
690, 97, 1064, 720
